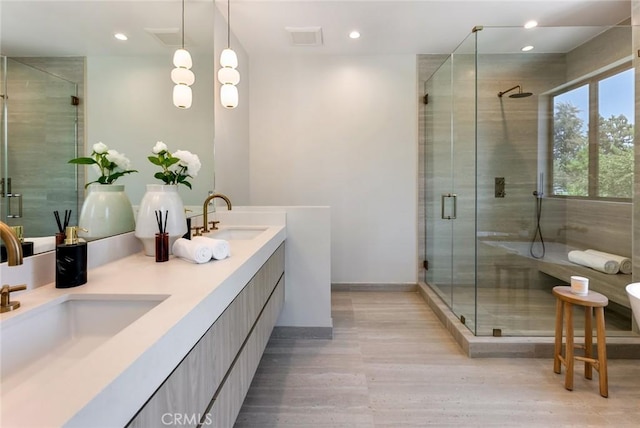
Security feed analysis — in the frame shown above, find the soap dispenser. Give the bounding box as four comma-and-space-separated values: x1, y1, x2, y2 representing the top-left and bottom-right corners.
56, 226, 87, 288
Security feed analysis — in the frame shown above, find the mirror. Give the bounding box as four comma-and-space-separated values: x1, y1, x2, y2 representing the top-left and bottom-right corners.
0, 0, 216, 256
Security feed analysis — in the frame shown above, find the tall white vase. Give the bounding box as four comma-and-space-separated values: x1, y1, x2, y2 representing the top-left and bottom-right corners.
135, 184, 188, 256
78, 184, 135, 240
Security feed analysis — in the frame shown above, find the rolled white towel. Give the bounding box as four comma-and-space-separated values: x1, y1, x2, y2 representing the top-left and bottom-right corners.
172, 238, 213, 264
568, 250, 619, 275
192, 236, 231, 260
25, 236, 56, 254
585, 249, 631, 274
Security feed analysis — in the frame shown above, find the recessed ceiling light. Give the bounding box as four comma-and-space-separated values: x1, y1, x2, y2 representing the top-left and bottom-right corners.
524, 20, 538, 29
521, 45, 534, 52
349, 30, 361, 39
114, 33, 128, 41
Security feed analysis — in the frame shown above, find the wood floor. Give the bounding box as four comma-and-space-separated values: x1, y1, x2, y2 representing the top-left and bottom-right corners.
235, 291, 640, 427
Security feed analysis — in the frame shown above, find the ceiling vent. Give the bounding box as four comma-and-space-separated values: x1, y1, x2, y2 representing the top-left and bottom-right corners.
145, 28, 193, 48
285, 26, 323, 46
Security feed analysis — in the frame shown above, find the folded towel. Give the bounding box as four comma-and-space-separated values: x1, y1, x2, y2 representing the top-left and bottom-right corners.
25, 236, 56, 254
585, 249, 631, 274
172, 238, 213, 264
568, 250, 619, 275
192, 236, 231, 260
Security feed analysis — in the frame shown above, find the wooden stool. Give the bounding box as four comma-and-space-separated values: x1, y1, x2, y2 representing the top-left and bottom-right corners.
552, 286, 608, 397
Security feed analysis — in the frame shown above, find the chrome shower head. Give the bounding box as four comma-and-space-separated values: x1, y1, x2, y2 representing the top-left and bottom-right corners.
498, 85, 533, 98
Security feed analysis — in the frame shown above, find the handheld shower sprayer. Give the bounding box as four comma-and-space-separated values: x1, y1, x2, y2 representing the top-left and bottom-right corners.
530, 173, 545, 258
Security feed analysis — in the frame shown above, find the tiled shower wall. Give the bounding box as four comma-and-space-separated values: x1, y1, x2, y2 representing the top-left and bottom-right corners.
541, 25, 633, 258
5, 57, 84, 237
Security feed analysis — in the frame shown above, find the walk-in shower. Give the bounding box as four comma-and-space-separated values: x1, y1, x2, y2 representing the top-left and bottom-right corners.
419, 23, 636, 338
0, 57, 80, 237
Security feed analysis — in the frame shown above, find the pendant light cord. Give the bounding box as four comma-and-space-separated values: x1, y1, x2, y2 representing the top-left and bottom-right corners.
181, 0, 185, 49
227, 0, 231, 49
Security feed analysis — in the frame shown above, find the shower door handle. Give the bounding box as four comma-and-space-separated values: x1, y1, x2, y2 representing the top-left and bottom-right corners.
441, 193, 457, 220
6, 192, 23, 218
3, 178, 23, 218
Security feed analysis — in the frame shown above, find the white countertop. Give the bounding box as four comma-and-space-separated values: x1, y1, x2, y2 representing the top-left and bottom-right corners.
0, 224, 286, 428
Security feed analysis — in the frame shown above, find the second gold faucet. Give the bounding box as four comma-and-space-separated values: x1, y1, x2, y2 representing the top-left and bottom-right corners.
201, 193, 232, 234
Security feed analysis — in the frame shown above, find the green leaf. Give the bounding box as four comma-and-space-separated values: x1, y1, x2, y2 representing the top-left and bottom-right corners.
109, 172, 125, 182
165, 157, 180, 167
69, 157, 97, 165
154, 172, 170, 184
148, 156, 162, 166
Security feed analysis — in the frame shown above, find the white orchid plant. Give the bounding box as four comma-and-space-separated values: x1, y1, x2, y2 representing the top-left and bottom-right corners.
148, 141, 201, 189
69, 142, 137, 188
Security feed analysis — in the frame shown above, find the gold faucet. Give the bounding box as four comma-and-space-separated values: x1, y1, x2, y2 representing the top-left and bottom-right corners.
1, 284, 27, 313
200, 193, 232, 234
1, 221, 26, 313
1, 221, 23, 266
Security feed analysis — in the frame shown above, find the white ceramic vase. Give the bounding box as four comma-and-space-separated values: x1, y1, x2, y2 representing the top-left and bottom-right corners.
78, 184, 136, 240
135, 184, 188, 256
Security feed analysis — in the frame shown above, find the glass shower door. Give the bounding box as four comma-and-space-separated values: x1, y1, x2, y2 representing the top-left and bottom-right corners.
424, 58, 454, 308
424, 32, 478, 334
449, 35, 478, 333
1, 57, 78, 237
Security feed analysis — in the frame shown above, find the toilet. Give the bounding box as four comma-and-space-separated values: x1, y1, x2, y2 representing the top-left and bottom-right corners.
625, 283, 640, 328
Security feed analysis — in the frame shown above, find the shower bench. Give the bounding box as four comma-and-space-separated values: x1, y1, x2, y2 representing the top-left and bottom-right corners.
479, 239, 631, 309
537, 258, 631, 309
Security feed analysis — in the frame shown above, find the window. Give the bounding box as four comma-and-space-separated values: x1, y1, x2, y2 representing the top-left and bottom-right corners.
551, 66, 634, 199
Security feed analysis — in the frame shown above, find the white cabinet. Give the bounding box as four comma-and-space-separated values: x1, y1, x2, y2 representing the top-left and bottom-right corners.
128, 243, 285, 427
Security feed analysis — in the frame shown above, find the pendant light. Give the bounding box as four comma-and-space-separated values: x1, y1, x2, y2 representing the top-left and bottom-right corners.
218, 0, 239, 109
172, 0, 194, 109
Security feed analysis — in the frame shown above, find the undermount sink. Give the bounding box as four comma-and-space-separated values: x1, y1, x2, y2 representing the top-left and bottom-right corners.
209, 226, 268, 240
0, 293, 168, 392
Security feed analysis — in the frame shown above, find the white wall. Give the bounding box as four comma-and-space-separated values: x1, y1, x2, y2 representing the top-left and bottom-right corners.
212, 5, 251, 205
213, 207, 332, 329
249, 54, 418, 284
85, 54, 215, 207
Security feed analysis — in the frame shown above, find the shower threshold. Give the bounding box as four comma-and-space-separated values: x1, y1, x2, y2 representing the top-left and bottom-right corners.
418, 282, 640, 358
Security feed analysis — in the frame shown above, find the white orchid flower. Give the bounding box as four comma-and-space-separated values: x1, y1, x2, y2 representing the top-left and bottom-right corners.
106, 149, 132, 171
153, 141, 168, 154
71, 142, 137, 187
173, 150, 202, 177
93, 142, 108, 154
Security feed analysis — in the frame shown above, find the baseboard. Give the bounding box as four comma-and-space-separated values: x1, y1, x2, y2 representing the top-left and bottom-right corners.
271, 326, 333, 339
332, 283, 417, 292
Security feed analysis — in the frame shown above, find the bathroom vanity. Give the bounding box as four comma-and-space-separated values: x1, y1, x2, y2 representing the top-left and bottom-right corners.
128, 243, 285, 427
0, 223, 286, 427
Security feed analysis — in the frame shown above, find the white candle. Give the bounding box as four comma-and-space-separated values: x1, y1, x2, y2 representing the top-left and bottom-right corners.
571, 276, 589, 296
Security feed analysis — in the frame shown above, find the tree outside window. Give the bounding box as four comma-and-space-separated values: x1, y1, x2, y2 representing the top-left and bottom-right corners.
552, 67, 634, 200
